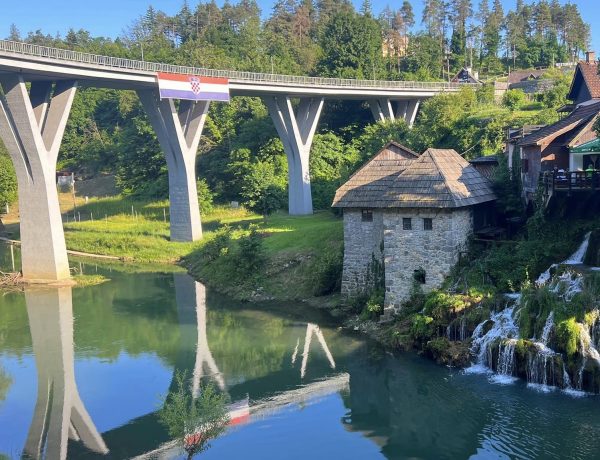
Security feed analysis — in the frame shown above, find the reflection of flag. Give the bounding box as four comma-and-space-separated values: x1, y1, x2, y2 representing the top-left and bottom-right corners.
228, 397, 250, 426
157, 72, 230, 102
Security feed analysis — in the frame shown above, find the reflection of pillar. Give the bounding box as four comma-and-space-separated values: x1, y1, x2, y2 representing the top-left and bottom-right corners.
173, 274, 225, 396
300, 323, 336, 379
24, 287, 108, 460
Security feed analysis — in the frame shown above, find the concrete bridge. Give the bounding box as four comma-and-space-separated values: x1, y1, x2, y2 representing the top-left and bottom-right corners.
0, 40, 470, 281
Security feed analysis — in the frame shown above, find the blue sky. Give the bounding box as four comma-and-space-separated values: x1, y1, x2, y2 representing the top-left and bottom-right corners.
2, 0, 598, 55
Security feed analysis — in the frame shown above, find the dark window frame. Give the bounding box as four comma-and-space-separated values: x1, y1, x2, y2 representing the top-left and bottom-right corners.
402, 217, 412, 230
423, 218, 433, 230
361, 209, 373, 222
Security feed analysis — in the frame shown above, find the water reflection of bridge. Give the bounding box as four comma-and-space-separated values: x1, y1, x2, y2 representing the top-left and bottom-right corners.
23, 273, 345, 459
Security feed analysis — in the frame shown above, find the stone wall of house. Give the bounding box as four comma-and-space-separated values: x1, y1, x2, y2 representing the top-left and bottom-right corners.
382, 208, 473, 313
341, 209, 384, 298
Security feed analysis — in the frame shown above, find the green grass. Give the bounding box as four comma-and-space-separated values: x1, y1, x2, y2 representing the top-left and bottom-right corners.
59, 196, 343, 301
63, 197, 259, 263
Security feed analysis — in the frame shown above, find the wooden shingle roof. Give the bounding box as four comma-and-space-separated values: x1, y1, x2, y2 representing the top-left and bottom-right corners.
333, 146, 496, 209
518, 100, 600, 147
331, 141, 418, 209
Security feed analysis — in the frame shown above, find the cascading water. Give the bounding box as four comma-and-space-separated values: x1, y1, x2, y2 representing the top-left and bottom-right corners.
466, 233, 596, 395
466, 300, 520, 381
536, 232, 591, 286
540, 311, 554, 345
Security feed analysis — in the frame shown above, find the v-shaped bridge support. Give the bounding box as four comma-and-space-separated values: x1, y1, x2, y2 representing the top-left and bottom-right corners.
264, 96, 323, 215
369, 98, 421, 128
24, 287, 108, 459
0, 76, 77, 281
138, 90, 209, 242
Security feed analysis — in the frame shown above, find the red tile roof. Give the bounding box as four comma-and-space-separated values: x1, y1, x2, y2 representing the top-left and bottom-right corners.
568, 61, 600, 101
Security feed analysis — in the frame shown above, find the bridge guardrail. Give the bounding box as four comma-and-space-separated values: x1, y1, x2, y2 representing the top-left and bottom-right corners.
0, 39, 474, 91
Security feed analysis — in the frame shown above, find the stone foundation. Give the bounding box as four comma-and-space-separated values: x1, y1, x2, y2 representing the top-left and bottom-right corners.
382, 208, 472, 313
341, 209, 384, 298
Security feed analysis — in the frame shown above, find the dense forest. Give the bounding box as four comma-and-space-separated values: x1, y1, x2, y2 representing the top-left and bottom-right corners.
0, 0, 592, 213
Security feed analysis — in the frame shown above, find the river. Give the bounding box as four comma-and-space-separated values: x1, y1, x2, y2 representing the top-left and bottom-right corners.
0, 245, 600, 459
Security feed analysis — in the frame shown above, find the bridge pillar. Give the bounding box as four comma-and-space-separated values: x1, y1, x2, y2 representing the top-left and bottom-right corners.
369, 98, 421, 128
24, 287, 108, 459
264, 96, 324, 215
0, 75, 77, 281
369, 98, 396, 122
405, 99, 421, 128
137, 90, 209, 242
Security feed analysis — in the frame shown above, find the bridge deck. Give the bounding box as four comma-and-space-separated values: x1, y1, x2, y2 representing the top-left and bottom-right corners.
0, 40, 473, 97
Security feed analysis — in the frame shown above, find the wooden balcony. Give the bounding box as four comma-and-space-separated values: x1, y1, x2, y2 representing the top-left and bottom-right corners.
542, 171, 600, 194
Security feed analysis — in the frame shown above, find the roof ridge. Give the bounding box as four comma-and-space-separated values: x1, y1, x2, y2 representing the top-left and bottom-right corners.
429, 149, 461, 207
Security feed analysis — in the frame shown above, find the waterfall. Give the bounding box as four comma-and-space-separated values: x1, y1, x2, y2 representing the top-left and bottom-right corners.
466, 300, 520, 378
464, 232, 598, 393
496, 338, 518, 376
526, 343, 556, 391
536, 232, 591, 286
540, 311, 554, 346
460, 315, 467, 341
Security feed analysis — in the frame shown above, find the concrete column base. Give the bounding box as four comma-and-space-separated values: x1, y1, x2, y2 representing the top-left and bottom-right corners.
138, 90, 209, 242
0, 76, 77, 281
264, 96, 323, 215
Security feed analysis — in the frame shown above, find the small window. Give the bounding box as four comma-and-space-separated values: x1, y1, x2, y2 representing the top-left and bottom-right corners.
361, 209, 373, 222
403, 218, 412, 230
413, 268, 426, 284
423, 218, 433, 230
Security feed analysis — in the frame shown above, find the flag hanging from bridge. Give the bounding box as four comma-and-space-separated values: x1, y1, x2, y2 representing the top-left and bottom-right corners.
157, 72, 230, 102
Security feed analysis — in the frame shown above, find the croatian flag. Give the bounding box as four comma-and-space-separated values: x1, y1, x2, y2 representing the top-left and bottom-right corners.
157, 72, 230, 102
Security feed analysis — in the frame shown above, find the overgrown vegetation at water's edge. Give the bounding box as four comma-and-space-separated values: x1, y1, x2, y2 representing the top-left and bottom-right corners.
352, 212, 600, 369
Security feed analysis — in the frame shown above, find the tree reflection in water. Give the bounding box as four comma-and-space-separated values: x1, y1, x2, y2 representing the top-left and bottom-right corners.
159, 371, 229, 459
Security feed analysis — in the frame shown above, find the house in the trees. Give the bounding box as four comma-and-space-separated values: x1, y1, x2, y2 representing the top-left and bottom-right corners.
566, 51, 600, 108
451, 67, 481, 84
517, 99, 600, 202
332, 142, 496, 313
507, 69, 552, 94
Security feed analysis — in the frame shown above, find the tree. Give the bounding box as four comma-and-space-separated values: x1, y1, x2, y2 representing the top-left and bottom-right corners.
159, 372, 229, 459
0, 153, 17, 208
317, 10, 384, 79
502, 89, 527, 111
7, 24, 20, 41
450, 0, 473, 69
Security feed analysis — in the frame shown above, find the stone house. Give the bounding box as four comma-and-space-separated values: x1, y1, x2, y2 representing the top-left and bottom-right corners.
332, 142, 496, 313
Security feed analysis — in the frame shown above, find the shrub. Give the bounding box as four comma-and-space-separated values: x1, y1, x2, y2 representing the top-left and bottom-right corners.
199, 225, 232, 263
197, 178, 214, 215
360, 288, 385, 320
502, 89, 527, 111
0, 154, 17, 209
410, 314, 434, 342
311, 246, 343, 296
555, 317, 580, 357
237, 225, 266, 273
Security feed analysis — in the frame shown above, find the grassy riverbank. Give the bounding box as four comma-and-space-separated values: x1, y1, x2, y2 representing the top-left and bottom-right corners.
3, 194, 343, 302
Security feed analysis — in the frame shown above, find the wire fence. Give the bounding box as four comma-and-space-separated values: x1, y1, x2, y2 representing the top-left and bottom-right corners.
0, 39, 475, 91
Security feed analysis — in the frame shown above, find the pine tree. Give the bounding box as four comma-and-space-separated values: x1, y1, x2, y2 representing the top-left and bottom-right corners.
8, 24, 20, 41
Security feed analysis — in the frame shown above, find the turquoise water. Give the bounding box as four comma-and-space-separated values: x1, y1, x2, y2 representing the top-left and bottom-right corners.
0, 245, 600, 459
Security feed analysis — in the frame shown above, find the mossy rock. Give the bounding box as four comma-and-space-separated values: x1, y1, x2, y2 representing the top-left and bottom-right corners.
425, 337, 471, 367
